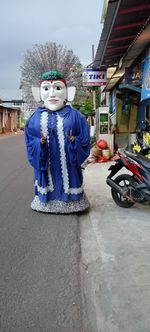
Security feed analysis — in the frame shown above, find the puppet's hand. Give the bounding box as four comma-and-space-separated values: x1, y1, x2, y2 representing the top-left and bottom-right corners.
69, 130, 75, 143
69, 135, 75, 143
40, 134, 47, 145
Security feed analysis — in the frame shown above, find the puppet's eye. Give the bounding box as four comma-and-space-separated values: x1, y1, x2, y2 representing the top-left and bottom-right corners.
55, 86, 61, 90
43, 86, 49, 91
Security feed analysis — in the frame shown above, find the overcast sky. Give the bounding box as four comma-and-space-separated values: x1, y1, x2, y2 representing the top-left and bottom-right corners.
0, 0, 103, 90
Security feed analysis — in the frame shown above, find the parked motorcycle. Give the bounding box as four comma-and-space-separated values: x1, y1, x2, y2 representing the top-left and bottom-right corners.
107, 149, 150, 208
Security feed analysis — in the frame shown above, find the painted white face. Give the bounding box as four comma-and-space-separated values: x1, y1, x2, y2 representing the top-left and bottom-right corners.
40, 80, 67, 111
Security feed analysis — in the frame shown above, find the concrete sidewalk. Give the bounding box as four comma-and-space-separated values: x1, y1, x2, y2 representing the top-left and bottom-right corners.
80, 162, 150, 332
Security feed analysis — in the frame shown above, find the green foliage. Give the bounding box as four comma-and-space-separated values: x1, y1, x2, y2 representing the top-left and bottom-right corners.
72, 102, 80, 110
73, 88, 97, 117
20, 117, 27, 129
79, 99, 93, 117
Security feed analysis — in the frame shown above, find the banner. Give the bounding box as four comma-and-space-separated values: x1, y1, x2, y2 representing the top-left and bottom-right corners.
82, 68, 107, 86
141, 47, 150, 101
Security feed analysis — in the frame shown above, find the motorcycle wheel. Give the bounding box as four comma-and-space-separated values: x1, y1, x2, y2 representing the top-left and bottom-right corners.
111, 174, 135, 208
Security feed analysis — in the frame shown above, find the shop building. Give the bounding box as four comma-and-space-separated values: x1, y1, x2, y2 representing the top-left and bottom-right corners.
93, 0, 150, 150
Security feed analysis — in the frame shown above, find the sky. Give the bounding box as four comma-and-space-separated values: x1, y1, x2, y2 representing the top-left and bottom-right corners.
0, 0, 104, 90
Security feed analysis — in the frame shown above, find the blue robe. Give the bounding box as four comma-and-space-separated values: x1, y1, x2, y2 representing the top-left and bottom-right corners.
25, 105, 90, 204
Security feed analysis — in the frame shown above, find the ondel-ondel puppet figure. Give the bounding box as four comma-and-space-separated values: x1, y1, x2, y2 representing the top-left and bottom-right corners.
25, 69, 90, 213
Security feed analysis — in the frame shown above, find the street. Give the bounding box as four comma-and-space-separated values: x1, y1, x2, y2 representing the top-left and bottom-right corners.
0, 133, 84, 332
2, 133, 150, 332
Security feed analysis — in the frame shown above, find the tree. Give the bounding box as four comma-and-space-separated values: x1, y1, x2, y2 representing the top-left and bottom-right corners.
72, 88, 94, 118
20, 42, 83, 112
79, 99, 93, 118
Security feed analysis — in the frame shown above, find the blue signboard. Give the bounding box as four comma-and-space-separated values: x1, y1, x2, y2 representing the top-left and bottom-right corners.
141, 47, 150, 101
82, 68, 107, 86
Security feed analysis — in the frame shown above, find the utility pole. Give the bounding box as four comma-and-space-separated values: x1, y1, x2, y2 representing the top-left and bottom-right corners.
92, 44, 96, 112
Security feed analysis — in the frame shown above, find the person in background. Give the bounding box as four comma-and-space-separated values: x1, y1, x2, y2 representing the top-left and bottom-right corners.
25, 69, 90, 213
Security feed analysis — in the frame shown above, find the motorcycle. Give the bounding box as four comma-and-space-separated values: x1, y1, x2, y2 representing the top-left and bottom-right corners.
107, 149, 150, 208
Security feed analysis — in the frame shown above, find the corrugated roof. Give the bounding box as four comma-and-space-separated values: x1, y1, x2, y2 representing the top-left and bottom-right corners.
93, 0, 150, 70
105, 20, 150, 91
0, 105, 21, 111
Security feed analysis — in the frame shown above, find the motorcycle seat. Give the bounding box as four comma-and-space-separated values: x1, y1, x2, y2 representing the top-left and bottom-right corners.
125, 151, 150, 169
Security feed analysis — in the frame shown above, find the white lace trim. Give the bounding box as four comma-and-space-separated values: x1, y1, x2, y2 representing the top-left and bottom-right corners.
57, 114, 69, 193
40, 111, 54, 192
40, 111, 48, 137
57, 114, 83, 195
34, 180, 53, 195
67, 186, 83, 194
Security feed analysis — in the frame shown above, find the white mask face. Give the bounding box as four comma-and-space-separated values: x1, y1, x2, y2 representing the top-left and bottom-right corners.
40, 80, 67, 111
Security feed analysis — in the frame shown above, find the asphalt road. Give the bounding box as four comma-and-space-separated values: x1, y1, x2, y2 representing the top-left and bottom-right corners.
0, 133, 84, 332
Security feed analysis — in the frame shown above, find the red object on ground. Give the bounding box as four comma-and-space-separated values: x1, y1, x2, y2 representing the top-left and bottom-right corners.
97, 155, 109, 163
96, 139, 108, 149
110, 154, 119, 161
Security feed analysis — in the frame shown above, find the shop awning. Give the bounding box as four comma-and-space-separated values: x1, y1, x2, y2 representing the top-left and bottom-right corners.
93, 0, 150, 91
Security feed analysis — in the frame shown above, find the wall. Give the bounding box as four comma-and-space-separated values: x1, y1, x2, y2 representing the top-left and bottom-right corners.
116, 97, 137, 133
0, 107, 21, 134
